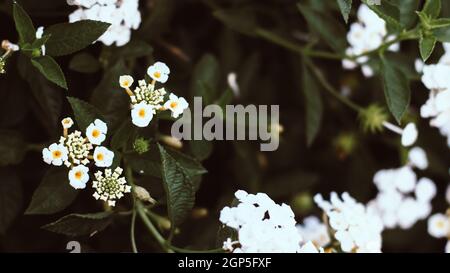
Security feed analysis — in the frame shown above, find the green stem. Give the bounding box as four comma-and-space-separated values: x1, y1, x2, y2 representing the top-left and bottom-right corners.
304, 58, 364, 113
169, 245, 225, 253
130, 204, 138, 253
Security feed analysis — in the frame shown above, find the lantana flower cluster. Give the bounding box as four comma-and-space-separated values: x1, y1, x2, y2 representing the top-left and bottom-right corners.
367, 147, 436, 229
119, 61, 189, 128
67, 0, 141, 46
42, 117, 130, 206
314, 192, 384, 253
219, 190, 322, 253
418, 43, 450, 148
342, 4, 399, 77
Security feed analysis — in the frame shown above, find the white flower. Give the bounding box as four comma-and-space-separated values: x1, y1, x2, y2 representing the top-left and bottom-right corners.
147, 62, 170, 83
35, 26, 46, 56
68, 165, 90, 189
93, 146, 114, 167
394, 166, 417, 194
119, 75, 134, 89
298, 241, 323, 253
415, 178, 436, 202
297, 216, 330, 248
61, 117, 74, 129
401, 123, 418, 147
61, 130, 93, 166
408, 147, 428, 170
131, 101, 154, 127
446, 185, 450, 204
428, 213, 450, 238
92, 167, 131, 207
415, 59, 424, 73
42, 143, 69, 166
86, 119, 108, 145
446, 241, 450, 253
421, 64, 450, 90
163, 93, 189, 118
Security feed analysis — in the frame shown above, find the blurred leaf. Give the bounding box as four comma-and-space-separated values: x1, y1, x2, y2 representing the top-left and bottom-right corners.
69, 52, 101, 74
363, 0, 401, 31
42, 212, 113, 236
44, 20, 110, 56
13, 1, 36, 44
337, 0, 352, 23
422, 0, 441, 18
190, 54, 220, 105
67, 96, 104, 131
302, 61, 323, 147
31, 56, 67, 89
139, 0, 175, 39
419, 32, 437, 61
110, 40, 153, 62
25, 168, 78, 215
0, 130, 26, 166
126, 152, 162, 179
262, 170, 318, 199
298, 3, 347, 53
213, 8, 257, 37
391, 0, 420, 29
189, 140, 213, 161
433, 25, 450, 41
111, 118, 136, 151
158, 144, 203, 231
381, 57, 411, 124
0, 169, 23, 234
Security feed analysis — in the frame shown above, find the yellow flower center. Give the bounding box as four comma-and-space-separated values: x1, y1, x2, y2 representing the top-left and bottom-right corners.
170, 101, 178, 109
96, 153, 104, 161
153, 71, 161, 78
52, 150, 62, 159
138, 109, 146, 118
123, 80, 129, 87
437, 221, 445, 229
92, 129, 100, 138
75, 171, 83, 180
63, 119, 70, 124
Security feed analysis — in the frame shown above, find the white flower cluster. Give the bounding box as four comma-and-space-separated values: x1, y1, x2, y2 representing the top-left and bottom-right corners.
367, 150, 436, 229
296, 216, 330, 248
342, 4, 399, 77
67, 0, 141, 46
219, 190, 322, 253
419, 43, 450, 148
119, 62, 189, 128
42, 118, 116, 192
93, 167, 131, 206
314, 192, 384, 253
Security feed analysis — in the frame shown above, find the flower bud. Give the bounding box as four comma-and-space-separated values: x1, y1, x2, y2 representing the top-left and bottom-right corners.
133, 137, 150, 154
191, 207, 209, 219
334, 132, 357, 159
0, 58, 5, 74
359, 104, 388, 133
160, 135, 183, 149
133, 186, 156, 204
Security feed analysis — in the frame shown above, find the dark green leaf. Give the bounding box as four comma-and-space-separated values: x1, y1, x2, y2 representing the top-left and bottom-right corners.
0, 169, 22, 234
363, 0, 402, 31
337, 0, 352, 23
0, 130, 27, 166
381, 57, 411, 124
111, 118, 136, 151
419, 32, 437, 61
126, 153, 162, 179
213, 9, 257, 37
302, 61, 323, 147
190, 54, 220, 104
31, 56, 67, 89
45, 20, 110, 56
189, 140, 213, 161
69, 52, 101, 73
25, 169, 78, 215
422, 0, 441, 19
298, 4, 347, 53
67, 96, 104, 131
391, 0, 420, 29
13, 1, 36, 44
42, 212, 113, 236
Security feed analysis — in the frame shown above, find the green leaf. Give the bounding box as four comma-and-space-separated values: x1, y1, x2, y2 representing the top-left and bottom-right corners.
190, 54, 220, 105
363, 0, 402, 31
31, 56, 67, 89
67, 96, 104, 131
44, 20, 110, 56
422, 0, 441, 19
189, 140, 213, 161
419, 32, 437, 61
302, 61, 323, 147
429, 18, 450, 29
42, 212, 113, 236
433, 25, 450, 42
126, 152, 162, 179
69, 52, 101, 73
213, 9, 257, 37
0, 169, 23, 234
0, 130, 27, 166
25, 169, 78, 215
262, 170, 318, 199
391, 0, 420, 29
158, 144, 202, 231
13, 1, 36, 44
381, 57, 411, 124
337, 0, 352, 23
111, 118, 136, 151
298, 4, 347, 53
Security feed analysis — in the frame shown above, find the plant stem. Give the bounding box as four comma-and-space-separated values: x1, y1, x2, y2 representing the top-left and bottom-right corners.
130, 205, 138, 253
169, 245, 225, 253
304, 58, 364, 113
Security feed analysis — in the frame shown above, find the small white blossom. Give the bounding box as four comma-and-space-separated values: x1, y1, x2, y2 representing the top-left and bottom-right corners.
163, 93, 189, 118
147, 62, 170, 83
61, 117, 74, 129
119, 75, 134, 89
35, 26, 46, 56
296, 216, 330, 248
415, 178, 437, 202
68, 165, 90, 189
92, 167, 131, 207
61, 130, 93, 166
42, 143, 69, 166
86, 119, 108, 145
401, 123, 418, 147
408, 147, 428, 170
131, 101, 154, 127
428, 213, 450, 238
93, 146, 114, 167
